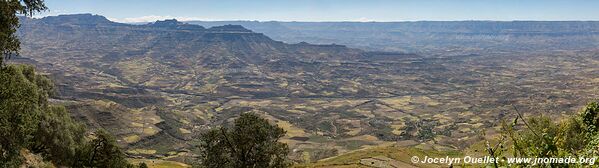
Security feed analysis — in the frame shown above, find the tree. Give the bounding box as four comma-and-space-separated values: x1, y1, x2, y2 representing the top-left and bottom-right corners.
1, 1, 49, 165
29, 105, 87, 166
197, 113, 291, 168
138, 162, 149, 168
82, 129, 132, 168
0, 64, 134, 167
0, 64, 95, 167
1, 0, 47, 66
0, 3, 134, 166
0, 65, 51, 166
502, 102, 599, 167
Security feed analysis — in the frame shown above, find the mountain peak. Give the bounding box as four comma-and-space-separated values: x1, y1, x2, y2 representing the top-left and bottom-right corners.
149, 19, 205, 30
207, 24, 253, 33
152, 19, 181, 26
40, 14, 112, 25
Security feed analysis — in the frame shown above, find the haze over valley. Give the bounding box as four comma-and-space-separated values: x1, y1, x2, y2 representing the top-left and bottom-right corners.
189, 20, 599, 53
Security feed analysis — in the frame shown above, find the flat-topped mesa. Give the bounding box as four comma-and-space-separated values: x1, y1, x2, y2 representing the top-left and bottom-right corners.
201, 24, 273, 43
39, 13, 114, 26
207, 24, 254, 33
151, 19, 181, 26
149, 19, 205, 30
293, 41, 347, 48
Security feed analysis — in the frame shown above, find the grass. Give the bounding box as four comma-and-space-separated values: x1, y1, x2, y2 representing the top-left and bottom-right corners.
337, 140, 374, 150
277, 120, 307, 137
127, 149, 157, 155
308, 135, 331, 143
296, 144, 463, 168
124, 135, 141, 143
179, 128, 192, 134
129, 159, 190, 168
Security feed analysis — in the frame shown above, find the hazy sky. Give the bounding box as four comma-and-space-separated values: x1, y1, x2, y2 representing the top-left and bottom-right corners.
39, 0, 599, 22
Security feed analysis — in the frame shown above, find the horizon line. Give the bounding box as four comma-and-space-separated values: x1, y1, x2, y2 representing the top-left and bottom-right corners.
32, 13, 599, 23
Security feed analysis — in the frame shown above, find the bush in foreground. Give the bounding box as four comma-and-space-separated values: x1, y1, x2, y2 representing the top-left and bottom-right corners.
196, 113, 291, 168
503, 102, 599, 167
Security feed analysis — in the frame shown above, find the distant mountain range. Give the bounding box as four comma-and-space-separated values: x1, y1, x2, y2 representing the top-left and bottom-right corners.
186, 20, 599, 53
28, 14, 599, 53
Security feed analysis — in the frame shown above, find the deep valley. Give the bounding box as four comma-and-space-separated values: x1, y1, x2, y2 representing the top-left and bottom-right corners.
13, 14, 599, 165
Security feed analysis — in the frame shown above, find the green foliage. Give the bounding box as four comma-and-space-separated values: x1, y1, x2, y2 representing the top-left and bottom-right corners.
0, 6, 49, 165
79, 129, 132, 168
580, 102, 599, 159
511, 117, 561, 158
503, 102, 599, 167
0, 3, 133, 166
1, 64, 133, 167
138, 162, 149, 168
0, 65, 50, 166
0, 0, 46, 65
29, 105, 87, 166
196, 113, 291, 168
580, 102, 599, 135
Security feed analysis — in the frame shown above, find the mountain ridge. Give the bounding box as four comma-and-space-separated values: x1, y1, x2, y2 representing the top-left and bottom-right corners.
187, 20, 599, 53
19, 14, 364, 64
